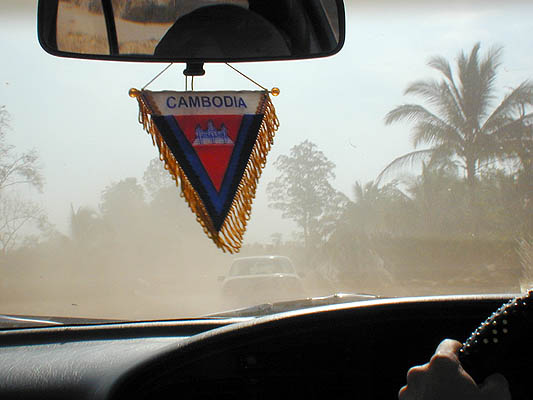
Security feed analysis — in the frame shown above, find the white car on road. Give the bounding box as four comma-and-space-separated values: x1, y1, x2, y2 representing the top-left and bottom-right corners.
220, 256, 305, 308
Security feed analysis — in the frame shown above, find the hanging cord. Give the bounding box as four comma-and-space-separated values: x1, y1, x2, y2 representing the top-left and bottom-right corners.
185, 76, 195, 91
225, 63, 280, 96
142, 63, 174, 90
139, 62, 278, 94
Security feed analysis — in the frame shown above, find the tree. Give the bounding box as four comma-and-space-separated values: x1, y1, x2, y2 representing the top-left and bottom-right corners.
142, 158, 200, 237
0, 106, 47, 254
142, 158, 174, 198
381, 43, 533, 187
344, 180, 409, 236
404, 164, 470, 236
0, 106, 43, 191
100, 177, 146, 219
0, 195, 47, 254
69, 205, 104, 249
96, 178, 150, 266
267, 140, 347, 248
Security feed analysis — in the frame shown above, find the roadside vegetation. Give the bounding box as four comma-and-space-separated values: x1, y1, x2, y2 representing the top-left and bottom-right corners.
0, 43, 531, 318
264, 43, 532, 294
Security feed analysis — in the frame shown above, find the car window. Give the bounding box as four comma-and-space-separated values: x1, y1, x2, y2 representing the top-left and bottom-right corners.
229, 258, 293, 276
0, 0, 531, 325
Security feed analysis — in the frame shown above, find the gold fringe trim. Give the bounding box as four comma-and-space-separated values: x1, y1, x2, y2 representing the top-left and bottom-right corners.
131, 89, 279, 253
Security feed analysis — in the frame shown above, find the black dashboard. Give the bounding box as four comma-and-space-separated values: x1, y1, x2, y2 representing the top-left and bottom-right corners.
0, 296, 512, 399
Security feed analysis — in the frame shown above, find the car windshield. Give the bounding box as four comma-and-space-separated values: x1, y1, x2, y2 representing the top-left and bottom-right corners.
0, 0, 531, 326
229, 257, 295, 276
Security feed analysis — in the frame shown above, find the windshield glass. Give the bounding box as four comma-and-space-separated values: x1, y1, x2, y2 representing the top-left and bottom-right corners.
0, 0, 531, 325
229, 257, 295, 276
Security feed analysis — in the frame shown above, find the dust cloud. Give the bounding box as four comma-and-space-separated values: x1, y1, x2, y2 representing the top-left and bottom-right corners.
0, 215, 525, 321
0, 172, 526, 321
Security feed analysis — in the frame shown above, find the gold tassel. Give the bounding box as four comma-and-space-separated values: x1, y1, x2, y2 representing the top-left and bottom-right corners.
130, 89, 279, 253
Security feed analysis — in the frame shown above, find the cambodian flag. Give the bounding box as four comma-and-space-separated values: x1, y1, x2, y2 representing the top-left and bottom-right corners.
140, 90, 270, 233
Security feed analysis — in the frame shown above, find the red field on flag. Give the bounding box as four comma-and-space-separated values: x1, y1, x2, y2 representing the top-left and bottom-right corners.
175, 115, 243, 191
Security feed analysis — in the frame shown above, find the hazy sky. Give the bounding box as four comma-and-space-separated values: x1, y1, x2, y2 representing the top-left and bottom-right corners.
1, 0, 532, 244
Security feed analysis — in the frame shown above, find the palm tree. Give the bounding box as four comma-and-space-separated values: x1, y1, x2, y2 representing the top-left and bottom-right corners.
405, 163, 469, 236
342, 180, 408, 236
380, 43, 533, 187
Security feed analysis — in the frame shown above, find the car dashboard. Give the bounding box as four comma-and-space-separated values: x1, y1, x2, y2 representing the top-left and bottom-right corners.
0, 295, 513, 399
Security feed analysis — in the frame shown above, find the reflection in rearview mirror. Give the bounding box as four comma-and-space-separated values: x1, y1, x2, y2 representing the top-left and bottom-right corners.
39, 0, 345, 62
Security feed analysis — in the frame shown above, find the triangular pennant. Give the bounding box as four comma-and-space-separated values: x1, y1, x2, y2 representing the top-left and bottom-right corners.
130, 89, 279, 253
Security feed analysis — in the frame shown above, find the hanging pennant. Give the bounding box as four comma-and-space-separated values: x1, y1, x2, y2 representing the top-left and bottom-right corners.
130, 89, 279, 253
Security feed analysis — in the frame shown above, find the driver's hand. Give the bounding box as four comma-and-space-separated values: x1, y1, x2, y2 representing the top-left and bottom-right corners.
398, 339, 511, 400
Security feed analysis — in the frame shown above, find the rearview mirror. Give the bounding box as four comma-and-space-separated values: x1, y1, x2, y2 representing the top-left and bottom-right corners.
38, 0, 345, 63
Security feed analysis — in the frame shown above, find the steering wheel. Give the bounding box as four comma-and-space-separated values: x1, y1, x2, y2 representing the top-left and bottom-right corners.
459, 289, 533, 399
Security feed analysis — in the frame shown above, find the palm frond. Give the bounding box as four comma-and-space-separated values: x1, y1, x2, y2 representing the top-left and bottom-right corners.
482, 80, 533, 133
478, 45, 503, 118
427, 144, 457, 169
458, 43, 493, 131
376, 149, 434, 183
404, 80, 466, 129
456, 43, 480, 94
411, 121, 463, 149
428, 56, 454, 83
384, 104, 455, 129
479, 45, 503, 82
428, 56, 465, 116
485, 113, 533, 165
439, 81, 468, 129
353, 181, 365, 202
403, 80, 444, 106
